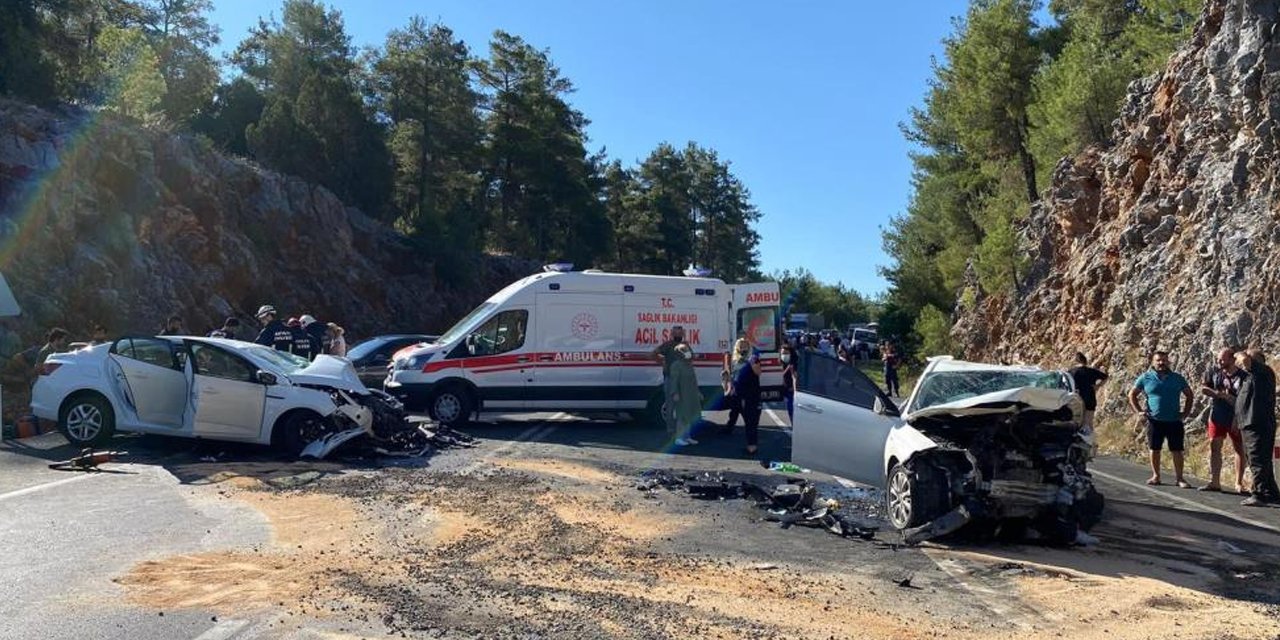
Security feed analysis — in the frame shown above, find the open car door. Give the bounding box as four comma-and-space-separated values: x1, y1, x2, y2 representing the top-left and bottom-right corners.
791, 353, 901, 486
110, 337, 188, 429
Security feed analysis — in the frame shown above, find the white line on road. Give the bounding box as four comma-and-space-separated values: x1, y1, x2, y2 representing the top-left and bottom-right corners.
764, 407, 788, 429
1091, 469, 1280, 535
192, 618, 249, 640
0, 474, 93, 503
926, 554, 1039, 630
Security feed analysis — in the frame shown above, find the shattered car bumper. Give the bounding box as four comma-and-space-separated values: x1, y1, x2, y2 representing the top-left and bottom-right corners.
896, 386, 1104, 544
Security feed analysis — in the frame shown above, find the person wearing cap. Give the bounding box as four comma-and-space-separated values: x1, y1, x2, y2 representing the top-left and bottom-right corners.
254, 305, 294, 352
287, 317, 314, 360
300, 314, 327, 360
208, 317, 242, 341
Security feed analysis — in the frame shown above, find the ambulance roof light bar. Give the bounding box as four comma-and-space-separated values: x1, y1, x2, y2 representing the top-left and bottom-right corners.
682, 265, 712, 278
543, 263, 574, 273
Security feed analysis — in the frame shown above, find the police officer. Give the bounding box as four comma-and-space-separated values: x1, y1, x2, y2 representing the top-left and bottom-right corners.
300, 314, 326, 359
287, 317, 314, 360
254, 305, 294, 352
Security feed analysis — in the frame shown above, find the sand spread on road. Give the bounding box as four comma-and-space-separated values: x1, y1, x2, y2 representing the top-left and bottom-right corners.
116, 458, 1280, 639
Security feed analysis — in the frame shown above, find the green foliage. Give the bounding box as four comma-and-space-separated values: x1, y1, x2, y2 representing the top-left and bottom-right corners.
189, 77, 265, 155
235, 0, 391, 217
937, 0, 1041, 202
369, 18, 484, 257
0, 1, 60, 103
1, 0, 770, 291
601, 142, 761, 280
94, 26, 167, 118
135, 0, 221, 122
472, 31, 608, 266
883, 0, 1202, 360
914, 304, 955, 358
771, 268, 874, 331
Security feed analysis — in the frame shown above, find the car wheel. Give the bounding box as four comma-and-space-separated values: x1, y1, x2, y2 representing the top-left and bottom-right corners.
58, 395, 115, 447
886, 462, 947, 531
428, 385, 472, 427
277, 410, 328, 457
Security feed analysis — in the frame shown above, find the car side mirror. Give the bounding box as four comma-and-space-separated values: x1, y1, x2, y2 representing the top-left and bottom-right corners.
256, 370, 278, 386
874, 396, 898, 417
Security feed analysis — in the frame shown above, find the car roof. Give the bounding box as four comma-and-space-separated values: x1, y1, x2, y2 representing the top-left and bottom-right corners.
925, 356, 1047, 374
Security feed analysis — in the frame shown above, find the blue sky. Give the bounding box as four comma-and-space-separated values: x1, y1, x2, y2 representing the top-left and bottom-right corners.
207, 1, 970, 295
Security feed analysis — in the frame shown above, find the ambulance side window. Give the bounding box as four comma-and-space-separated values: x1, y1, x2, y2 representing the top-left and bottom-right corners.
468, 310, 529, 356
737, 307, 778, 351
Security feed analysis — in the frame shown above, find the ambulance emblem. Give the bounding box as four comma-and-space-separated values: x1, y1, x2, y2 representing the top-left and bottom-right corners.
571, 312, 599, 340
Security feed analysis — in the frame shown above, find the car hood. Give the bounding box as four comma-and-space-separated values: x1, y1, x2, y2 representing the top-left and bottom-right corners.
395, 341, 450, 362
906, 386, 1078, 422
288, 355, 369, 392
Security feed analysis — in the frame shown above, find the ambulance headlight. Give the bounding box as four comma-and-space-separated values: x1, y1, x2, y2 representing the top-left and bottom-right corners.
401, 352, 434, 370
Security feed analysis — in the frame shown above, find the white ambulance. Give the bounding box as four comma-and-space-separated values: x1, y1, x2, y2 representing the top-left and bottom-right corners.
384, 266, 784, 425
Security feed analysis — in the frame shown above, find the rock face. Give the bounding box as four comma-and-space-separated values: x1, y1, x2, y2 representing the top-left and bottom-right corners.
0, 99, 536, 345
953, 0, 1280, 417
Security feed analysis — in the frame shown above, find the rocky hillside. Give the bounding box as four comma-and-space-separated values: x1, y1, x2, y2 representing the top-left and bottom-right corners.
0, 99, 535, 345
953, 0, 1279, 417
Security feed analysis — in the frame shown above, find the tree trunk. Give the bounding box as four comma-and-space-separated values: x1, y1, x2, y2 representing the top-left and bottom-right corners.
1017, 114, 1039, 204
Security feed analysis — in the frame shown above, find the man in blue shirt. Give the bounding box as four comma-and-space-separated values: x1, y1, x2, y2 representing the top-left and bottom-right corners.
1128, 351, 1195, 488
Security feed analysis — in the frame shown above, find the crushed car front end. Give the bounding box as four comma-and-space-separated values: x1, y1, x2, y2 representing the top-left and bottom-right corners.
891, 362, 1104, 544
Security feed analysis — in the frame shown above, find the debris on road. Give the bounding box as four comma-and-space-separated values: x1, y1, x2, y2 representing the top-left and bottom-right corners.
300, 390, 479, 460
47, 448, 126, 472
1215, 540, 1245, 554
637, 469, 879, 541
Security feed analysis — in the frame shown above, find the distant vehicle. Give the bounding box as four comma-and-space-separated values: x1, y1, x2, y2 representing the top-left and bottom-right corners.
346, 334, 437, 387
851, 328, 879, 360
789, 312, 825, 332
386, 267, 783, 426
791, 355, 1102, 544
31, 336, 401, 454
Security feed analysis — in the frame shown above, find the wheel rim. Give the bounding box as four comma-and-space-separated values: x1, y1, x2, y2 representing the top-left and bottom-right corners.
66, 403, 103, 442
294, 415, 326, 443
434, 393, 462, 423
888, 470, 913, 529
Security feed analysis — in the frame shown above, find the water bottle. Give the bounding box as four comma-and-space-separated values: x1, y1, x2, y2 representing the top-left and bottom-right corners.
768, 461, 805, 473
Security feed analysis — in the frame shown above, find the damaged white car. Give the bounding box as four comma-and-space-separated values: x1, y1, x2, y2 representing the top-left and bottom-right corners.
31, 336, 408, 455
792, 355, 1103, 544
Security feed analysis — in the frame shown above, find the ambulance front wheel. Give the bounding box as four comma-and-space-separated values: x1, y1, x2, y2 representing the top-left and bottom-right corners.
428, 385, 474, 427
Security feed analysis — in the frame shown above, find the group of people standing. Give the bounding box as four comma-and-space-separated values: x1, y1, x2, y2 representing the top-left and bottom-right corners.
651, 326, 796, 456
1114, 347, 1280, 507
235, 305, 347, 360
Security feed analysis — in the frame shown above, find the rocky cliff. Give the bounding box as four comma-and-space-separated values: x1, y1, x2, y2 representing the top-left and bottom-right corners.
0, 99, 535, 346
953, 0, 1280, 427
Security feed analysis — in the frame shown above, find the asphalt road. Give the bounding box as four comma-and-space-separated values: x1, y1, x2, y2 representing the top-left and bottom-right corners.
2, 409, 1278, 639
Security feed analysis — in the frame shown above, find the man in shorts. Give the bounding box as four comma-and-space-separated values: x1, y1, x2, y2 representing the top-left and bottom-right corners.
1128, 351, 1194, 488
1200, 347, 1248, 494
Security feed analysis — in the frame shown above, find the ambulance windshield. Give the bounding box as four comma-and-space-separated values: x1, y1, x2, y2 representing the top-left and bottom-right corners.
437, 302, 498, 346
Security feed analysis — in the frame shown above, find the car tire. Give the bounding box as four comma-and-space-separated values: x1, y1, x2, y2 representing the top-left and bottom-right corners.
58, 394, 115, 447
428, 385, 473, 428
276, 410, 328, 457
886, 462, 948, 531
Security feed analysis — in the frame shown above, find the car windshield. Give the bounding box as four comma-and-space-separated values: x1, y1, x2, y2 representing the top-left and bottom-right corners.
346, 338, 388, 362
911, 369, 1070, 412
242, 344, 312, 373
437, 302, 497, 346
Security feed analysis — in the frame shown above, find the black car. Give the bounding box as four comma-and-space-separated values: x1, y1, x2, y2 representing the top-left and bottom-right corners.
347, 334, 437, 387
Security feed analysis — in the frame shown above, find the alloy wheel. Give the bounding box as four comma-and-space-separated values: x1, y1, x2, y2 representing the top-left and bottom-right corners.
888, 469, 913, 529
66, 403, 103, 442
